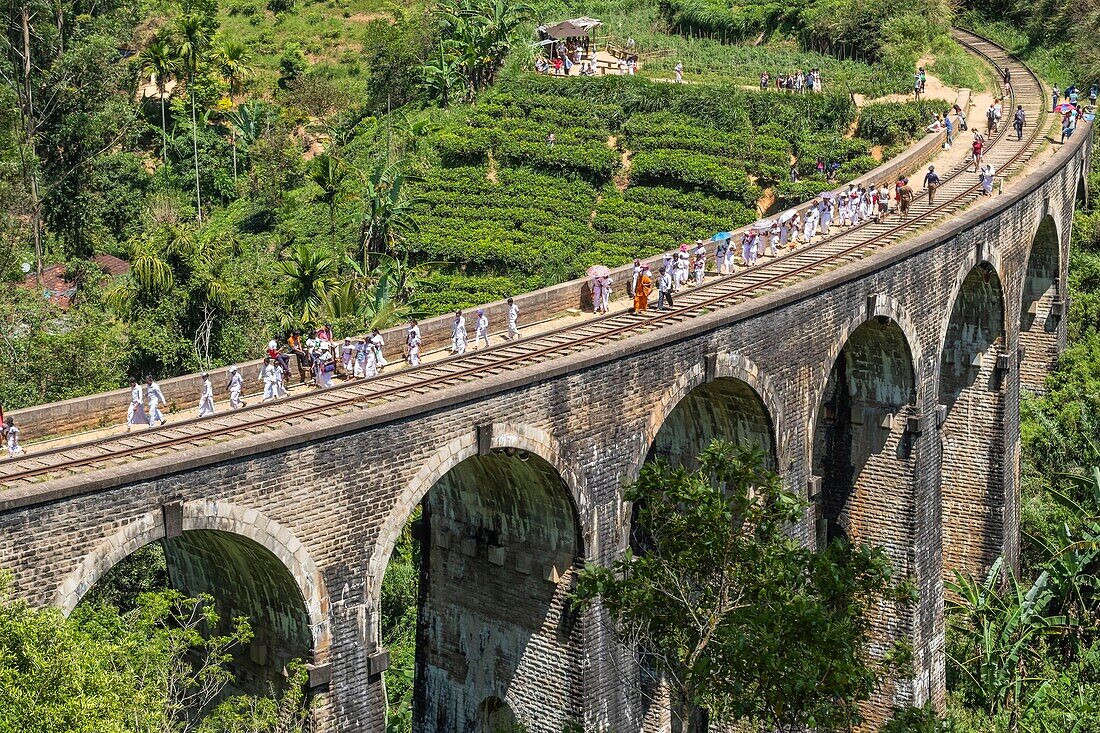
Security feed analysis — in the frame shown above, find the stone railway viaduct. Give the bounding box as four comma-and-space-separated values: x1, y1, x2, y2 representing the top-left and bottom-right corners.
0, 120, 1093, 729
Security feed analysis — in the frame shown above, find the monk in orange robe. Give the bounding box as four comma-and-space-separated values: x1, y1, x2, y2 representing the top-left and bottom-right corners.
633, 265, 653, 312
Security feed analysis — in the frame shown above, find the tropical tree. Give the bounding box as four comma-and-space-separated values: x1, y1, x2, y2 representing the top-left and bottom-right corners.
308, 152, 350, 247
420, 40, 461, 106
223, 99, 264, 181
276, 244, 338, 326
357, 160, 422, 272
216, 40, 252, 101
572, 441, 912, 733
140, 38, 178, 161
176, 13, 213, 223
428, 0, 531, 102
946, 557, 1071, 729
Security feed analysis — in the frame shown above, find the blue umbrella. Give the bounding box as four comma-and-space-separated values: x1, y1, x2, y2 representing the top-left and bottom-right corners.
711, 231, 733, 241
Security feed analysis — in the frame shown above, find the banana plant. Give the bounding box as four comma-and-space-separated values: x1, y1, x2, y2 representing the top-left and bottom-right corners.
946, 557, 1073, 729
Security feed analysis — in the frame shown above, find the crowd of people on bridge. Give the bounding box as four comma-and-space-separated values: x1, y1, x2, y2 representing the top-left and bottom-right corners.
625, 167, 968, 313
108, 297, 526, 431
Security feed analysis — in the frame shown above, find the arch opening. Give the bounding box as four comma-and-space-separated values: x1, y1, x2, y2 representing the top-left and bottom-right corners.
811, 317, 917, 551
477, 696, 518, 733
647, 376, 777, 470
939, 264, 1007, 581
385, 450, 583, 733
77, 529, 313, 698
1019, 215, 1062, 390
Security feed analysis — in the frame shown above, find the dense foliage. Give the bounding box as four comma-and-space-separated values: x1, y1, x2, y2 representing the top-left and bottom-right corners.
572, 442, 914, 732
0, 576, 313, 732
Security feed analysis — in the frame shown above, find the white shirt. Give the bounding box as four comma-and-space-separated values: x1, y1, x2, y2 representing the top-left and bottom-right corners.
229, 373, 243, 392
407, 325, 421, 347
147, 382, 164, 403
262, 365, 278, 385
131, 384, 143, 404
453, 316, 466, 336
508, 304, 519, 324
201, 380, 213, 402
476, 315, 488, 332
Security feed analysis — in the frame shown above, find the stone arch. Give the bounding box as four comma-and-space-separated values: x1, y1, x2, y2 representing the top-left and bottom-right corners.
638, 353, 787, 474
807, 307, 920, 717
372, 425, 587, 733
937, 261, 1008, 581
477, 696, 518, 733
1018, 214, 1064, 390
807, 294, 925, 456
808, 301, 921, 553
368, 423, 591, 625
55, 501, 330, 696
55, 501, 330, 661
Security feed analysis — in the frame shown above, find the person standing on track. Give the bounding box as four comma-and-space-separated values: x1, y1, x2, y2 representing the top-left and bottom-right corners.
126, 377, 147, 432
451, 310, 468, 354
980, 163, 995, 196
474, 309, 490, 349
260, 357, 278, 401
656, 266, 674, 311
226, 366, 245, 409
406, 319, 423, 364
633, 265, 652, 312
898, 177, 914, 218
985, 102, 998, 135
198, 372, 215, 417
146, 375, 167, 426
972, 132, 985, 173
3, 417, 23, 458
1014, 105, 1026, 141
924, 165, 941, 206
506, 299, 520, 340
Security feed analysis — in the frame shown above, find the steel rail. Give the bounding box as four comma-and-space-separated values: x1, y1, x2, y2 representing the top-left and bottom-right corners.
0, 29, 1050, 488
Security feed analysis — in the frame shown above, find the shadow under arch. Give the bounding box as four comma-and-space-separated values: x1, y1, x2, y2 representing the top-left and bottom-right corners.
639, 353, 785, 474
809, 314, 919, 552
937, 261, 1008, 581
371, 425, 587, 733
1019, 214, 1063, 390
55, 501, 329, 691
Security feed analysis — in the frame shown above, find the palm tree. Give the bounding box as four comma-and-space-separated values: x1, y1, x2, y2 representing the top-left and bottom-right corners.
275, 244, 338, 325
177, 13, 212, 224
140, 38, 177, 162
216, 40, 252, 101
357, 161, 423, 273
308, 153, 350, 247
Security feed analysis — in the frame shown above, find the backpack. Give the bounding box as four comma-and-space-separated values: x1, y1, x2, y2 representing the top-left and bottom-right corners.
987, 107, 997, 123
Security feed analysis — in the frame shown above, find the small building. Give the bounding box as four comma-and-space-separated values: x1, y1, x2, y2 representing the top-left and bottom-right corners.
20, 255, 130, 309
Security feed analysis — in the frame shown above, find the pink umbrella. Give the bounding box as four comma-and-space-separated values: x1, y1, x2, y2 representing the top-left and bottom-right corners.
1056, 102, 1075, 114
587, 264, 611, 278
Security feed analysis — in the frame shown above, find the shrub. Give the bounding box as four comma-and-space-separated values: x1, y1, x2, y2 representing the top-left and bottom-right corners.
857, 100, 945, 145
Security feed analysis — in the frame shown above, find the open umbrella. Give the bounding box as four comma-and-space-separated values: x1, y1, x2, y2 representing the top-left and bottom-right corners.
821, 192, 835, 200
753, 219, 776, 230
1056, 101, 1076, 114
778, 210, 798, 224
586, 264, 611, 278
710, 231, 733, 241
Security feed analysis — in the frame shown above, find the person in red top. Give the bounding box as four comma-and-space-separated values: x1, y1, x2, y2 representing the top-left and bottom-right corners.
971, 133, 985, 174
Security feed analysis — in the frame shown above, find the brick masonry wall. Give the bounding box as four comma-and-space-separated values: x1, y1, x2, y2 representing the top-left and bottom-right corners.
0, 129, 1090, 731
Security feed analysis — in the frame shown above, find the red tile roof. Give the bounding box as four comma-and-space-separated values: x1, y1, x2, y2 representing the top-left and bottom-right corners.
20, 255, 131, 309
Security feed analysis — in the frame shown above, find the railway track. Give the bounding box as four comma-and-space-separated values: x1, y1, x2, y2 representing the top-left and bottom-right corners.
0, 29, 1052, 490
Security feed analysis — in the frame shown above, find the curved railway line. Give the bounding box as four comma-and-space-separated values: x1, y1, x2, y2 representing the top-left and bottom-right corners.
0, 29, 1052, 490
